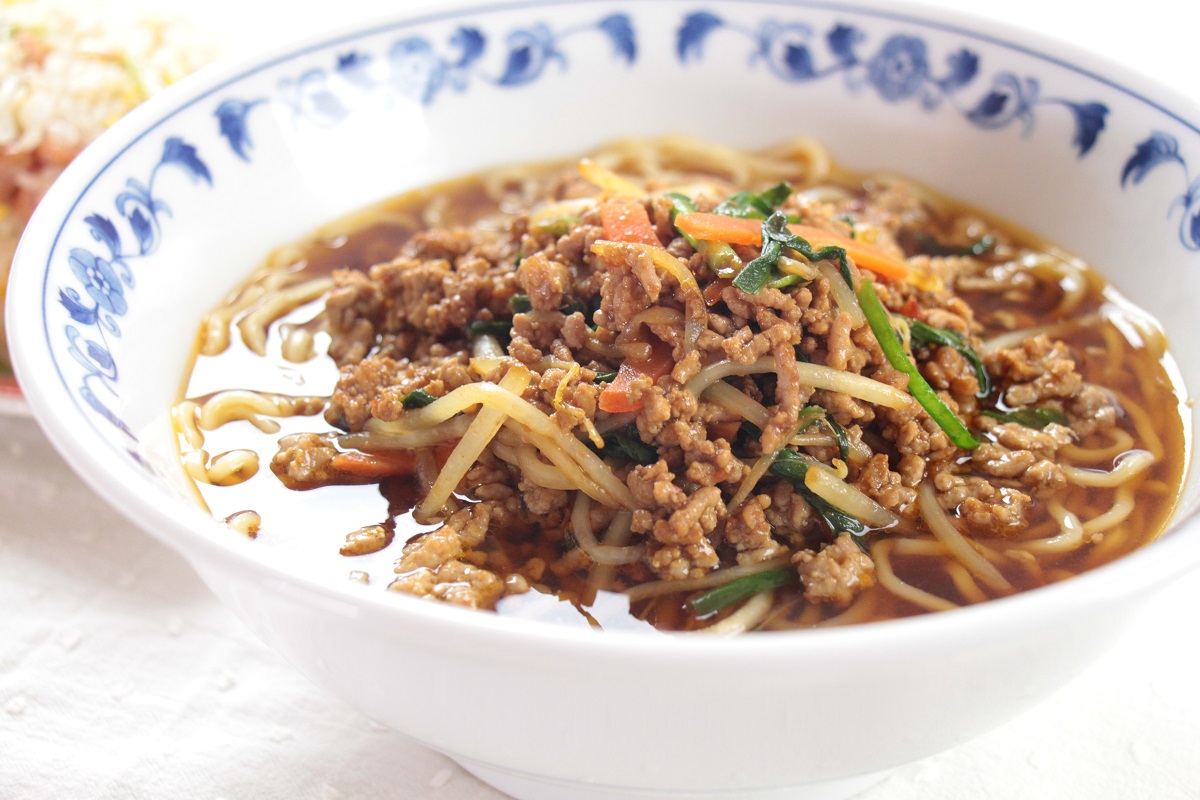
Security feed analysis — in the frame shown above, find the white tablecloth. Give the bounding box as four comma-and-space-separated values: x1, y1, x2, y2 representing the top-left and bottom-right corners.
3, 1, 1200, 798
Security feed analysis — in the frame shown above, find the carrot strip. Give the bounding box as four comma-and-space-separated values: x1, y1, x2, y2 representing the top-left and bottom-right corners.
674, 212, 910, 281
599, 196, 661, 246
674, 213, 762, 245
598, 340, 675, 413
331, 450, 418, 479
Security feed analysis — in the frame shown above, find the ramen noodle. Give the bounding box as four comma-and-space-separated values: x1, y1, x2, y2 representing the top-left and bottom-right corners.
174, 136, 1187, 633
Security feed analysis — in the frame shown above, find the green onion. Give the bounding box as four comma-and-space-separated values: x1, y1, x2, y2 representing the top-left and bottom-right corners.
916, 233, 995, 258
532, 217, 578, 237
824, 416, 851, 462
587, 424, 657, 465
768, 448, 869, 546
908, 319, 992, 397
796, 405, 825, 432
401, 389, 438, 409
510, 293, 588, 318
732, 211, 852, 294
593, 370, 618, 383
666, 191, 740, 275
467, 319, 513, 340
858, 281, 980, 450
981, 407, 1068, 428
690, 568, 797, 616
713, 182, 792, 219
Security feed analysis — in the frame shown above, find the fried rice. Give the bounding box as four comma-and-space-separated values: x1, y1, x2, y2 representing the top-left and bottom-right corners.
0, 0, 214, 372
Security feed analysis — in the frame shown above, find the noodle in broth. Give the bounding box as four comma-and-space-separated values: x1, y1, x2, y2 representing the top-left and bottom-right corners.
173, 136, 1187, 632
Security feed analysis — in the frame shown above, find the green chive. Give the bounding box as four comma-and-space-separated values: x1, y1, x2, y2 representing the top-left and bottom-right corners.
690, 568, 796, 616
401, 389, 438, 409
858, 281, 980, 450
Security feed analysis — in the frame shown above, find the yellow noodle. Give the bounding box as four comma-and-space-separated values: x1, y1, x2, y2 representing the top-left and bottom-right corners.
279, 324, 317, 363
1060, 427, 1135, 463
587, 509, 637, 592
237, 277, 333, 356
204, 450, 259, 486
1061, 449, 1154, 488
197, 390, 326, 433
1003, 501, 1087, 555
890, 538, 949, 557
871, 539, 958, 613
172, 399, 204, 450
917, 483, 1013, 593
1099, 322, 1128, 383
944, 561, 990, 604
570, 493, 646, 566
1112, 389, 1164, 460
1027, 254, 1088, 316
979, 313, 1102, 354
1081, 483, 1137, 536
814, 590, 880, 627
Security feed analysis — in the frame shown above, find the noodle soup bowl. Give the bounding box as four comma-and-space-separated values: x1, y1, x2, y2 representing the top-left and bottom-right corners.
7, 1, 1200, 798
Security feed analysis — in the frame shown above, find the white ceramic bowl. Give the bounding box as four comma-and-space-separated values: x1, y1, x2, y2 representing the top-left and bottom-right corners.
7, 2, 1200, 798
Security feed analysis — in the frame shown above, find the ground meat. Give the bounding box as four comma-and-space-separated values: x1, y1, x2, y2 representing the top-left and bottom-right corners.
270, 433, 338, 489
226, 148, 1173, 630
1066, 384, 1121, 437
684, 438, 746, 487
970, 442, 1065, 496
725, 495, 786, 563
922, 344, 980, 398
517, 251, 572, 311
793, 533, 875, 605
340, 524, 393, 556
390, 503, 512, 608
934, 470, 1034, 537
986, 335, 1082, 408
853, 454, 917, 514
325, 269, 384, 366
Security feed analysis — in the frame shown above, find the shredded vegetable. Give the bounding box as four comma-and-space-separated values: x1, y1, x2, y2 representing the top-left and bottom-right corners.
858, 281, 980, 450
675, 211, 911, 283
689, 568, 797, 616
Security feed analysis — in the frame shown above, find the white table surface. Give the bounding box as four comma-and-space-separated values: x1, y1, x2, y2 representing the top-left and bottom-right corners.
3, 1, 1200, 799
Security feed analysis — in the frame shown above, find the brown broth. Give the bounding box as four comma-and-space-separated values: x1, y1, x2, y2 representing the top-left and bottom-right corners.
176, 162, 1188, 633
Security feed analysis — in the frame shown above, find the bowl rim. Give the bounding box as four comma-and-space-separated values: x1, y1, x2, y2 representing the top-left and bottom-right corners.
7, 0, 1200, 659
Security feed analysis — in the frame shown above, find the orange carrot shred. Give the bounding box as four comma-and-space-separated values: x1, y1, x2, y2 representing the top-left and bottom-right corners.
674, 212, 910, 281
599, 197, 661, 246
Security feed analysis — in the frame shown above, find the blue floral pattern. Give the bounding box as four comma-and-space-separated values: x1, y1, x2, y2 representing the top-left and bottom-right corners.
56, 137, 213, 437
1122, 132, 1200, 250
676, 11, 1108, 157
215, 13, 636, 162
35, 4, 1200, 449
